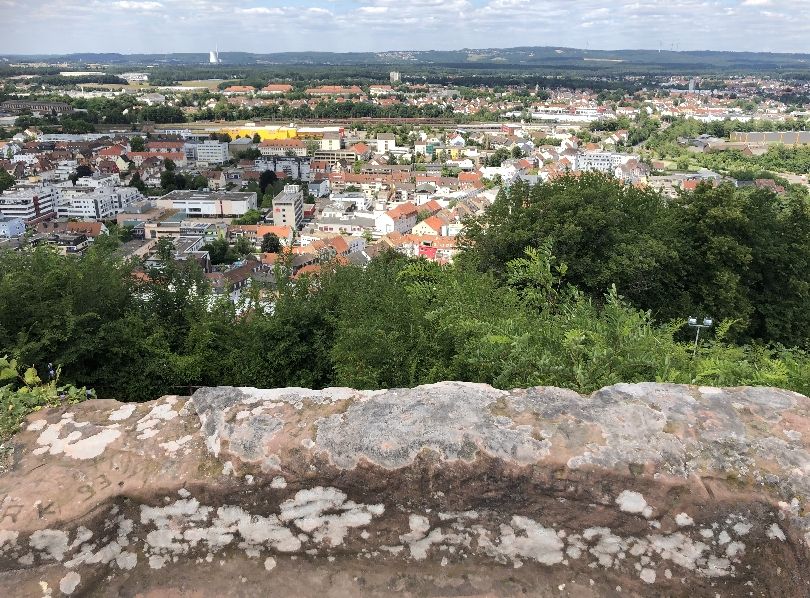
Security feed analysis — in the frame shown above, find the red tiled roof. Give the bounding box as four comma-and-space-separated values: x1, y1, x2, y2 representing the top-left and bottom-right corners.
262, 84, 293, 93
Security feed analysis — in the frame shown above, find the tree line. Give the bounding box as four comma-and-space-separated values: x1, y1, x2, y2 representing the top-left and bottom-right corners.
1, 174, 809, 407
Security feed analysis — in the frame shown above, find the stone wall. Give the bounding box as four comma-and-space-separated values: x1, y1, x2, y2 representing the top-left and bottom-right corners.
0, 382, 808, 596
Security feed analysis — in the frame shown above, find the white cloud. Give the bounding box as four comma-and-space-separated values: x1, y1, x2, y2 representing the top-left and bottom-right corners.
1, 0, 808, 54
110, 0, 163, 10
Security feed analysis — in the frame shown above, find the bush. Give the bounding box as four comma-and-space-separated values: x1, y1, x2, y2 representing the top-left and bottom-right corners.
0, 357, 94, 441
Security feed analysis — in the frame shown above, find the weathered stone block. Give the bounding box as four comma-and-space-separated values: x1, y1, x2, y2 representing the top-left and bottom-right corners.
0, 382, 808, 596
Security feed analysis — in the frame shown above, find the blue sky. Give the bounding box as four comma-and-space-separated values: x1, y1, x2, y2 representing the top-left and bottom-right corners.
1, 0, 808, 55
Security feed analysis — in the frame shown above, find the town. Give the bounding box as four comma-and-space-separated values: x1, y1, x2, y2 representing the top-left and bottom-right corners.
3, 61, 810, 308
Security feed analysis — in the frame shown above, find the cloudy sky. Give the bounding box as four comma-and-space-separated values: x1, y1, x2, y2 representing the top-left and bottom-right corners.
1, 0, 808, 55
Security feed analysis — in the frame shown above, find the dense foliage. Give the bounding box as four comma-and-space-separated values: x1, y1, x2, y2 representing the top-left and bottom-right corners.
461, 173, 810, 346
1, 174, 809, 409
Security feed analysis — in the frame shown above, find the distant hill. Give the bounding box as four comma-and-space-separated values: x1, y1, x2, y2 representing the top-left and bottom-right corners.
3, 46, 810, 74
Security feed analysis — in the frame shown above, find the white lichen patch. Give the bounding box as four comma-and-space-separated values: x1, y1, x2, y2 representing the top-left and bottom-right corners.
399, 519, 452, 560
270, 476, 287, 489
732, 521, 752, 536
767, 523, 786, 541
278, 487, 384, 546
264, 556, 277, 571
132, 487, 383, 568
159, 435, 193, 454
33, 416, 121, 460
108, 404, 137, 422
639, 567, 656, 584
116, 551, 138, 570
675, 513, 694, 527
29, 530, 69, 561
26, 419, 48, 432
497, 516, 564, 566
58, 571, 80, 595
0, 530, 19, 554
136, 398, 180, 440
615, 490, 652, 518
784, 429, 802, 442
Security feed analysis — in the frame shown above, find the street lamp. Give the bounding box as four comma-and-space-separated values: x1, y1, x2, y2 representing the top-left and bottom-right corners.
687, 317, 713, 356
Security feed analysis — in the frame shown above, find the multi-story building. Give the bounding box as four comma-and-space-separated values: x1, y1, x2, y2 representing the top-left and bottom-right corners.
0, 101, 73, 115
272, 185, 304, 229
193, 140, 230, 165
156, 190, 258, 218
0, 186, 60, 223
376, 133, 396, 154
574, 151, 639, 174
375, 202, 419, 237
0, 216, 25, 238
319, 132, 342, 151
259, 139, 307, 157
56, 187, 142, 220
254, 157, 311, 181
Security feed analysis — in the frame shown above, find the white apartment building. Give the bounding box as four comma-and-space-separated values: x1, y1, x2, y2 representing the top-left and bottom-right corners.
376, 133, 396, 154
0, 186, 61, 223
0, 216, 25, 238
319, 132, 341, 151
156, 190, 258, 218
194, 140, 230, 165
57, 187, 142, 220
574, 151, 639, 174
272, 184, 304, 229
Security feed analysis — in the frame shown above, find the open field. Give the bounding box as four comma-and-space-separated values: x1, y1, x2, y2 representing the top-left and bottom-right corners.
178, 79, 226, 91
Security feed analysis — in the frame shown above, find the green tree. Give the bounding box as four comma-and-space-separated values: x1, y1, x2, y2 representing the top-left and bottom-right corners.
233, 209, 262, 225
128, 172, 148, 194
0, 169, 14, 193
259, 170, 278, 195
234, 236, 254, 256
261, 233, 281, 253
130, 135, 145, 152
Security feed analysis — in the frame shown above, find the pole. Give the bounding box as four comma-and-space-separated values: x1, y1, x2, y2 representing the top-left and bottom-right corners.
693, 327, 701, 358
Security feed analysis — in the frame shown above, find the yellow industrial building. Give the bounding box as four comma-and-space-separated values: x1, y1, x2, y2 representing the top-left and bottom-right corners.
214, 125, 298, 141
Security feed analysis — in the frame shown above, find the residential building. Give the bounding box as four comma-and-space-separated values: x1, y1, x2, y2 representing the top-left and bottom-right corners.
375, 202, 418, 236
261, 84, 293, 94
0, 186, 60, 223
272, 184, 304, 229
307, 179, 330, 198
259, 139, 307, 157
574, 151, 640, 174
194, 140, 230, 165
312, 149, 358, 166
0, 216, 24, 238
56, 187, 142, 220
32, 231, 91, 255
147, 141, 185, 154
369, 85, 394, 96
156, 190, 258, 218
305, 85, 362, 96
254, 156, 311, 181
376, 133, 396, 154
320, 132, 342, 151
